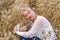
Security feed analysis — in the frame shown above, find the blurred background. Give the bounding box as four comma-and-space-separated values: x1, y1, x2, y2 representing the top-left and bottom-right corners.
0, 0, 60, 40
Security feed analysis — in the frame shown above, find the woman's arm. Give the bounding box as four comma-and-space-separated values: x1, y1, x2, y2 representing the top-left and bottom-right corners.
20, 25, 28, 32
15, 17, 42, 38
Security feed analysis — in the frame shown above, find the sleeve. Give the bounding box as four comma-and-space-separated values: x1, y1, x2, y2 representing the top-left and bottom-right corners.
39, 16, 56, 40
16, 17, 42, 38
14, 24, 21, 31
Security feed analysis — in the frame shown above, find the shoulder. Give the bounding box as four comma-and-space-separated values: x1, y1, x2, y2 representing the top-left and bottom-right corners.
37, 16, 49, 23
35, 16, 44, 23
37, 16, 45, 20
37, 16, 45, 18
37, 16, 48, 20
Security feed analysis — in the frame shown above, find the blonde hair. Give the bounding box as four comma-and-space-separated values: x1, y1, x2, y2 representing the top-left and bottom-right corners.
21, 7, 35, 14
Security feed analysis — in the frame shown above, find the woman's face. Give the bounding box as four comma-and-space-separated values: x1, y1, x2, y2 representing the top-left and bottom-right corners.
22, 10, 34, 21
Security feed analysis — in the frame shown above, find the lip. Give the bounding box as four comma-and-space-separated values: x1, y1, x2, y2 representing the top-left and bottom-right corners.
30, 17, 32, 19
30, 16, 33, 20
26, 16, 31, 20
30, 16, 32, 18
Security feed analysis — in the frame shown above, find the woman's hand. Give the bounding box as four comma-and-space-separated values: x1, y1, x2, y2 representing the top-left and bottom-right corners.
20, 25, 28, 32
13, 24, 20, 34
13, 25, 28, 34
13, 27, 17, 34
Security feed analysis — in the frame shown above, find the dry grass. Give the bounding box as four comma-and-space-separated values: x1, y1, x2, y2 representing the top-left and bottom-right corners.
0, 0, 60, 40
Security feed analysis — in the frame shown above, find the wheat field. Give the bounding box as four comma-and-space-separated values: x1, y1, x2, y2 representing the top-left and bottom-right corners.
0, 0, 60, 40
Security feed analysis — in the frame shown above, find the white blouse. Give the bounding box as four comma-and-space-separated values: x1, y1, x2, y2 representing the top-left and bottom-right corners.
15, 16, 57, 40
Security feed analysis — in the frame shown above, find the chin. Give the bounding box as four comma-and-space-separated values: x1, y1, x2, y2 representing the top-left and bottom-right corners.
28, 18, 32, 21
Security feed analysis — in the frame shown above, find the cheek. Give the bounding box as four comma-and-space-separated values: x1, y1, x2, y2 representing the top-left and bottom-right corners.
25, 14, 33, 20
26, 16, 32, 20
29, 14, 33, 17
29, 16, 33, 20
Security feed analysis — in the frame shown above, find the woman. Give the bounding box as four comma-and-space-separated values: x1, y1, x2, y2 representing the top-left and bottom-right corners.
14, 7, 57, 40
